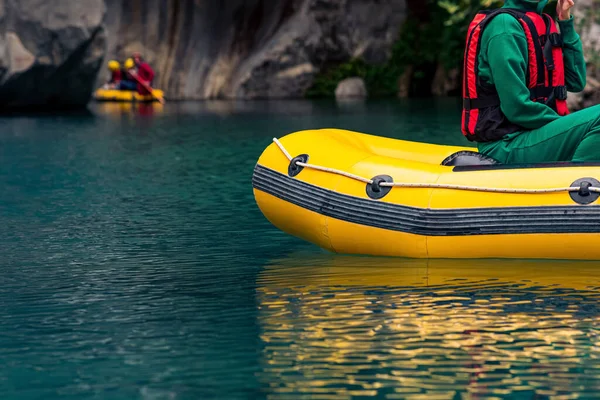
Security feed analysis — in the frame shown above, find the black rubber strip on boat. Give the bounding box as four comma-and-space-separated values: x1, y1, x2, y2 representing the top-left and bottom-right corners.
252, 164, 600, 237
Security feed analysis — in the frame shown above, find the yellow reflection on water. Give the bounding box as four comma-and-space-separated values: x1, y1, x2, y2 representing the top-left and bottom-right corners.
257, 256, 600, 399
93, 102, 164, 118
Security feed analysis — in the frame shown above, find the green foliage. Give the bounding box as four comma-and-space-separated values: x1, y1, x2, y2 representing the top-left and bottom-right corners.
305, 0, 505, 98
305, 35, 409, 98
436, 0, 503, 69
439, 0, 503, 27
305, 59, 399, 99
305, 13, 434, 98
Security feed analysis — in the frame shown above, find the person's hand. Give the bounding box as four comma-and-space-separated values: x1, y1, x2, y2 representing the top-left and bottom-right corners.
557, 0, 575, 21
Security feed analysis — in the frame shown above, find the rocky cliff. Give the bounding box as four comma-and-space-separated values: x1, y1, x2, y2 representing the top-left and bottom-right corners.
568, 0, 600, 110
0, 0, 597, 107
103, 0, 406, 100
0, 0, 105, 110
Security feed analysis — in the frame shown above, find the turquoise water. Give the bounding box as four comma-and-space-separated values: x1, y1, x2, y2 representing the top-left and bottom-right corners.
1, 99, 600, 399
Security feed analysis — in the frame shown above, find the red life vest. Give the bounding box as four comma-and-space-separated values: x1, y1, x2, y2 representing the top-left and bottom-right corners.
461, 9, 569, 142
110, 70, 122, 84
136, 62, 155, 95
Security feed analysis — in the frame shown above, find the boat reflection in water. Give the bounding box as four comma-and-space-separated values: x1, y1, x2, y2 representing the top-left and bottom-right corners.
257, 255, 600, 398
92, 102, 164, 118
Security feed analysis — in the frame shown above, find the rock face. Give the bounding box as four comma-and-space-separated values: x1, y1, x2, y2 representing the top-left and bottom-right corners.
335, 77, 367, 99
431, 65, 459, 97
576, 0, 600, 64
0, 0, 106, 110
568, 0, 600, 110
103, 0, 406, 99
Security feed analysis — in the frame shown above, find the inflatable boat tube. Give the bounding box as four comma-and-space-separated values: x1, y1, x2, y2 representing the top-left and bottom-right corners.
252, 129, 600, 260
93, 88, 164, 103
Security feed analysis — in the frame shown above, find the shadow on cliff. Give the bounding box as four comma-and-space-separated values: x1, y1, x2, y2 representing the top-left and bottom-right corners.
103, 0, 406, 100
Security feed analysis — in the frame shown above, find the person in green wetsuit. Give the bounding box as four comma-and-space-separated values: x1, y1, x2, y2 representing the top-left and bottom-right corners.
473, 0, 600, 163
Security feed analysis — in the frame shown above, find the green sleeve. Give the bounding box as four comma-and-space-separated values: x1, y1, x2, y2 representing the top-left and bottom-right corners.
558, 16, 587, 93
487, 33, 560, 130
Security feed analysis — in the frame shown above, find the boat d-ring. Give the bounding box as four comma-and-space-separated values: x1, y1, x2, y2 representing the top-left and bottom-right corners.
288, 154, 309, 177
366, 175, 393, 199
570, 177, 600, 205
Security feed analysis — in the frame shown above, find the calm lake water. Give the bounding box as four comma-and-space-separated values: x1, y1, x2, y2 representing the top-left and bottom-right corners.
1, 99, 599, 399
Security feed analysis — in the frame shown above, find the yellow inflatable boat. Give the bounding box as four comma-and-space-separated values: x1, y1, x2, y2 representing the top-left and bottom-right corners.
93, 88, 164, 103
252, 129, 600, 260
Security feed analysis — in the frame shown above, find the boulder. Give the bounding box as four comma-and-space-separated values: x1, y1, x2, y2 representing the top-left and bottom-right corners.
103, 0, 406, 99
0, 0, 106, 110
335, 77, 367, 99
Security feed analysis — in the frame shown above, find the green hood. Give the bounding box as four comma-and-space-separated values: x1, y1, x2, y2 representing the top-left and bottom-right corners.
503, 0, 549, 13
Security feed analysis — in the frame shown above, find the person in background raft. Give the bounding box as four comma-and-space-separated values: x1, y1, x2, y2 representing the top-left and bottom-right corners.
131, 52, 155, 96
103, 60, 122, 89
118, 58, 138, 91
462, 0, 600, 163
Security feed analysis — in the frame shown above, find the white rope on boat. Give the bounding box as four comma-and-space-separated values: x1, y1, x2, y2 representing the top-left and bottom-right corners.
294, 161, 374, 185
273, 137, 293, 161
273, 138, 373, 184
271, 138, 600, 195
379, 181, 585, 194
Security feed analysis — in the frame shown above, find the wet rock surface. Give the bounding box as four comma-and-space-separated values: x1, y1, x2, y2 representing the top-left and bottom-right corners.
568, 0, 599, 110
2, 0, 596, 106
103, 0, 406, 100
0, 0, 106, 110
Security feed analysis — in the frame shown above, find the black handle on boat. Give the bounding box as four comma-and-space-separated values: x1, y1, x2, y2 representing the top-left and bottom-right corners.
371, 178, 384, 193
579, 181, 592, 197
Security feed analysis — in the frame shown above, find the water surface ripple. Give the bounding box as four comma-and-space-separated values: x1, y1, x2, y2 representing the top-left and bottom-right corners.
0, 100, 596, 399
258, 257, 600, 399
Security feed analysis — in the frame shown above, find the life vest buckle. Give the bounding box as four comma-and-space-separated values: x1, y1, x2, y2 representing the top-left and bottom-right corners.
554, 85, 568, 101
549, 33, 563, 47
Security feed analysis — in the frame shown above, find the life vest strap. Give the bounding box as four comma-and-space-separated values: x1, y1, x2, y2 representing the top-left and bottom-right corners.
549, 32, 563, 47
530, 86, 553, 100
463, 94, 501, 111
540, 33, 563, 47
529, 85, 568, 102
554, 85, 568, 101
464, 85, 568, 111
542, 15, 558, 73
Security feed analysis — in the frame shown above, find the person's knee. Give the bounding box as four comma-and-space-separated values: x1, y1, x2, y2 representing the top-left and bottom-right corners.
573, 104, 600, 127
592, 105, 600, 126
587, 104, 600, 122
